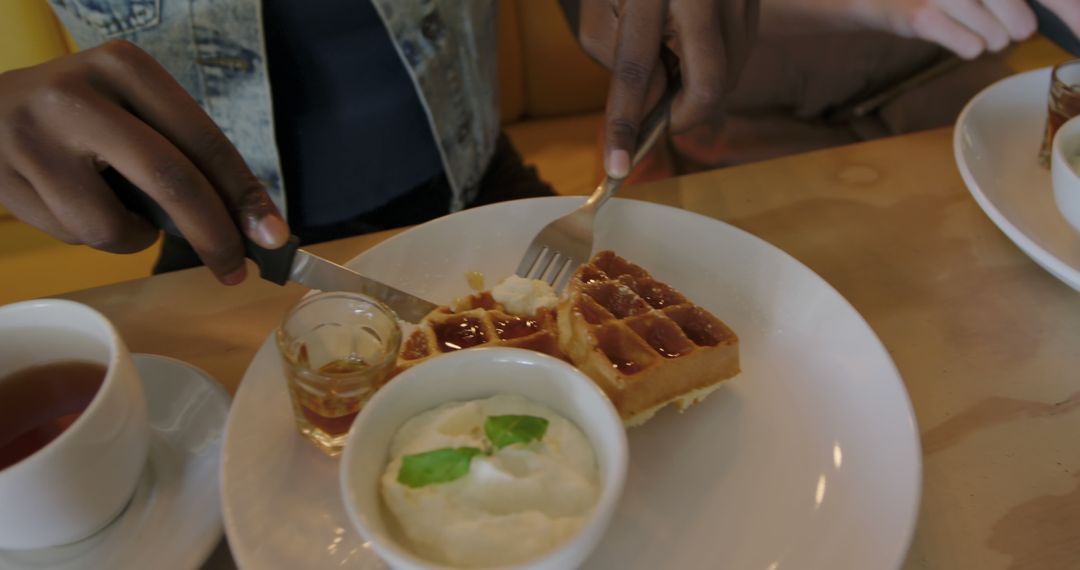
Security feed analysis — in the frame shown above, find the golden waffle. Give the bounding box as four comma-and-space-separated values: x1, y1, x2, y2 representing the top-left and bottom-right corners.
393, 292, 564, 377
557, 251, 740, 426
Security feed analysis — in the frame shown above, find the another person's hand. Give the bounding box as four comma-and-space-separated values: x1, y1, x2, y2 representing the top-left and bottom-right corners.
0, 40, 289, 284
569, 0, 760, 178
865, 0, 1080, 59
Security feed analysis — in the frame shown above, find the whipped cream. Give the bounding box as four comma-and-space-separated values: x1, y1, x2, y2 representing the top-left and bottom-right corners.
491, 276, 558, 317
380, 394, 598, 567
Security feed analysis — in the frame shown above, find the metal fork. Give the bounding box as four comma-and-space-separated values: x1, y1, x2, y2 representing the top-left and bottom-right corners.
515, 76, 680, 292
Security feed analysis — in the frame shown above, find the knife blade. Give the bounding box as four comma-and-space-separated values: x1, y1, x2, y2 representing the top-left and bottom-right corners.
248, 236, 438, 323
289, 250, 437, 322
107, 169, 438, 323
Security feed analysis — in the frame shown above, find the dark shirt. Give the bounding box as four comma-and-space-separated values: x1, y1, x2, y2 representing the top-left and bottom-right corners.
262, 0, 444, 229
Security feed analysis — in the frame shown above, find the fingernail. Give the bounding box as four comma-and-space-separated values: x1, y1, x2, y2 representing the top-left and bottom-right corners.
222, 265, 247, 286
254, 215, 289, 248
607, 149, 630, 179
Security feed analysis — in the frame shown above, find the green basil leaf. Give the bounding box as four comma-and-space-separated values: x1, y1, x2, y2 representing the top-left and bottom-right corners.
397, 447, 484, 488
484, 415, 549, 449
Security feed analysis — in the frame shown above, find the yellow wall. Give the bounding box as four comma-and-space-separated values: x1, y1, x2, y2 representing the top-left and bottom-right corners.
0, 0, 161, 303
0, 0, 70, 69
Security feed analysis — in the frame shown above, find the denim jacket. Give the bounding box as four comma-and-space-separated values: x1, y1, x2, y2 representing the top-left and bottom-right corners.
46, 0, 500, 217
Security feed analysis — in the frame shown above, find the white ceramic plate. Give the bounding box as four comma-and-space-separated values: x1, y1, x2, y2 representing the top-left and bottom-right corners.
222, 198, 921, 570
0, 354, 229, 570
954, 67, 1080, 292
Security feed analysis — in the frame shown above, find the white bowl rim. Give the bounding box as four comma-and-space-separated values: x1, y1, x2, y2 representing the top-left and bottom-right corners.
1053, 114, 1080, 172
1051, 114, 1080, 230
338, 347, 629, 570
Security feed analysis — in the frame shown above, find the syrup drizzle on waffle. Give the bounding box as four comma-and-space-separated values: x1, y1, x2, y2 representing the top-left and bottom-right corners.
559, 251, 740, 423
568, 251, 734, 375
392, 251, 740, 425
393, 292, 563, 377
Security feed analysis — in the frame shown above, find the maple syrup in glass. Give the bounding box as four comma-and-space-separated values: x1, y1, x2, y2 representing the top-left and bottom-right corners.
0, 361, 105, 470
277, 293, 401, 456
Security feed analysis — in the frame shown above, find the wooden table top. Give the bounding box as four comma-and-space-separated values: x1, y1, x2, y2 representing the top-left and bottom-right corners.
58, 127, 1080, 569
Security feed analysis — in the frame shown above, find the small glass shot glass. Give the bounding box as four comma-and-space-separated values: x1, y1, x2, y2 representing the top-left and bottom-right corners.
1041, 59, 1080, 167
276, 292, 401, 456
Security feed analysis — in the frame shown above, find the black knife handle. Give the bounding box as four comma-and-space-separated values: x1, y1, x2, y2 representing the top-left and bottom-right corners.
107, 167, 298, 285
245, 235, 299, 285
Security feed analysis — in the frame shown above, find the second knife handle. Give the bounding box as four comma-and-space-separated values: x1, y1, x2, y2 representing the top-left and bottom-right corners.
107, 167, 298, 285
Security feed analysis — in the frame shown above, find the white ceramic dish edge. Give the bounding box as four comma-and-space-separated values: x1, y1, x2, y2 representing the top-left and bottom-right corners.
953, 67, 1080, 292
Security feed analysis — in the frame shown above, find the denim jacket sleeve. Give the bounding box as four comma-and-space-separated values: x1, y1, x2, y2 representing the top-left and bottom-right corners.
46, 0, 500, 217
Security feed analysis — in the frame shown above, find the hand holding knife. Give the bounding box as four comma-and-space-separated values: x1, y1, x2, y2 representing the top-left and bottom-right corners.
108, 169, 438, 323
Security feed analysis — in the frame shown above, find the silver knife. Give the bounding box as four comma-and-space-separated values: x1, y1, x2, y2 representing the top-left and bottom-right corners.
256, 237, 438, 324
107, 172, 438, 323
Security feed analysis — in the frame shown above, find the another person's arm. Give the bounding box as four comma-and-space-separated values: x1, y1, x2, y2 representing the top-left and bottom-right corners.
562, 0, 1079, 181
561, 0, 760, 179
763, 0, 1080, 60
0, 41, 289, 284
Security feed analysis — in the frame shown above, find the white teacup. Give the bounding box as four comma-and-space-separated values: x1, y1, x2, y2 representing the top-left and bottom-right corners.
1051, 114, 1080, 235
0, 299, 149, 550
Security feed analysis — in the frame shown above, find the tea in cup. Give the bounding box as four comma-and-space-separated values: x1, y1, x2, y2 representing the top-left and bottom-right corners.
0, 299, 149, 550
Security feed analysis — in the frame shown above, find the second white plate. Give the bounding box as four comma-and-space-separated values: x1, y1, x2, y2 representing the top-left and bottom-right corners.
954, 67, 1080, 292
222, 197, 921, 569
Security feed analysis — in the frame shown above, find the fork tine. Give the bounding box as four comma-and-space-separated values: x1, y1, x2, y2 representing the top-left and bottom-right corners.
530, 248, 558, 281
541, 254, 568, 286
554, 257, 576, 292
516, 244, 546, 278
553, 256, 576, 287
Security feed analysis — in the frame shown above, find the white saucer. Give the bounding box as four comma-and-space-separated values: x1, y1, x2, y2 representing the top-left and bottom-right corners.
0, 354, 230, 570
954, 67, 1080, 292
